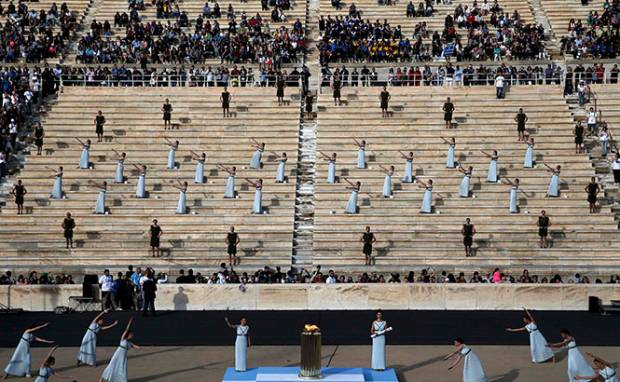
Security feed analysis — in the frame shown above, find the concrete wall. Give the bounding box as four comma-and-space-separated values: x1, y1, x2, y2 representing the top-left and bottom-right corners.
2, 284, 620, 311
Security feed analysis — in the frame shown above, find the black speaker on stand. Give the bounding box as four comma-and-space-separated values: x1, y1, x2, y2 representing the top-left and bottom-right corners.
82, 274, 98, 298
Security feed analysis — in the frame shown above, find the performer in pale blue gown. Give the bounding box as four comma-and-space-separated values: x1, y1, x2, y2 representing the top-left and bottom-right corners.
344, 178, 361, 214
76, 138, 91, 169
399, 151, 414, 183
371, 310, 389, 370
245, 178, 264, 214
134, 164, 147, 198
446, 338, 488, 382
380, 165, 394, 197
354, 138, 367, 169
320, 152, 337, 183
50, 166, 63, 199
94, 181, 108, 214
34, 346, 72, 382
543, 164, 561, 197
547, 330, 595, 382
481, 150, 498, 182
165, 138, 179, 170
458, 165, 473, 198
218, 164, 237, 198
505, 308, 554, 363
249, 140, 265, 169
78, 310, 119, 367
523, 137, 535, 168
100, 318, 141, 382
503, 178, 520, 213
274, 152, 287, 183
441, 137, 456, 168
418, 179, 433, 213
3, 323, 53, 378
191, 151, 207, 184
112, 150, 126, 183
225, 317, 251, 372
174, 181, 188, 214
575, 353, 620, 382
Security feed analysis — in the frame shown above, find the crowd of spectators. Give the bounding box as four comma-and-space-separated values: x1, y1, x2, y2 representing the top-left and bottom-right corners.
75, 2, 306, 66
0, 270, 74, 285
560, 0, 619, 59
0, 1, 78, 63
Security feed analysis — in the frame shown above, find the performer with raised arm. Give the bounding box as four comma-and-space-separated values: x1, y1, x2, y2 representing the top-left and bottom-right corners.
523, 136, 535, 168
34, 345, 73, 382
164, 138, 179, 170
575, 352, 619, 382
399, 151, 414, 183
441, 137, 456, 168
225, 316, 251, 372
191, 151, 206, 184
481, 150, 498, 183
371, 310, 392, 371
273, 152, 287, 183
343, 178, 361, 214
92, 181, 108, 214
134, 164, 147, 198
50, 166, 63, 199
3, 323, 54, 378
218, 164, 237, 198
249, 139, 265, 169
379, 165, 394, 198
543, 163, 561, 197
458, 164, 473, 198
418, 178, 433, 213
100, 318, 141, 382
547, 329, 594, 382
353, 138, 367, 169
319, 151, 337, 184
112, 150, 126, 184
444, 338, 488, 382
505, 307, 554, 363
245, 178, 263, 214
76, 138, 91, 169
78, 310, 119, 367
174, 180, 188, 214
502, 177, 520, 214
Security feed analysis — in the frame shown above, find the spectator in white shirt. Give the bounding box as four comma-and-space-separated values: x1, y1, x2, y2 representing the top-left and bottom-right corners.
99, 269, 117, 310
326, 270, 337, 284
495, 74, 505, 99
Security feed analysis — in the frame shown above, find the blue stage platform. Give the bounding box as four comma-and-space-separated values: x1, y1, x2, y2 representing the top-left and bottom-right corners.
222, 367, 398, 382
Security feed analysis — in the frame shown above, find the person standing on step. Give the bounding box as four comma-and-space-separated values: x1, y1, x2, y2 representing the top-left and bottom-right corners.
93, 181, 107, 214
218, 164, 237, 198
191, 151, 206, 184
304, 92, 313, 119
537, 210, 551, 248
543, 164, 561, 197
165, 138, 179, 170
458, 164, 473, 198
332, 75, 342, 106
523, 136, 535, 168
587, 107, 597, 136
503, 177, 520, 213
245, 178, 263, 214
361, 226, 376, 265
514, 108, 528, 142
380, 86, 390, 118
132, 164, 146, 198
344, 178, 361, 214
443, 97, 455, 129
399, 151, 414, 183
3, 323, 54, 379
379, 165, 394, 198
441, 136, 456, 168
481, 150, 499, 182
225, 316, 250, 372
574, 122, 584, 154
445, 338, 488, 382
62, 212, 75, 249
599, 125, 611, 157
226, 226, 241, 266
162, 99, 173, 130
77, 310, 118, 367
273, 152, 287, 183
11, 179, 27, 215
34, 122, 44, 155
354, 138, 367, 169
149, 219, 162, 257
112, 150, 126, 184
585, 177, 600, 213
76, 138, 91, 169
174, 180, 188, 214
370, 310, 388, 370
319, 151, 337, 183
612, 152, 620, 185
249, 140, 265, 169
276, 75, 286, 106
461, 218, 476, 257
94, 110, 106, 143
221, 86, 232, 118
505, 307, 554, 363
418, 178, 433, 213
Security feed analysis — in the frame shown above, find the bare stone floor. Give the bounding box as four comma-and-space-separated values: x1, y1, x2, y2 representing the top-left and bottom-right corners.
2, 345, 620, 382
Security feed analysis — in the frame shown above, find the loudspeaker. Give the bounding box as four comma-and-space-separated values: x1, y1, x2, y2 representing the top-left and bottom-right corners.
588, 296, 601, 313
82, 274, 98, 298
